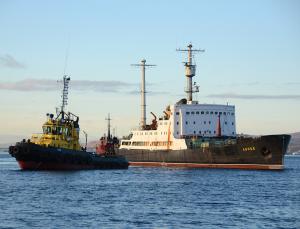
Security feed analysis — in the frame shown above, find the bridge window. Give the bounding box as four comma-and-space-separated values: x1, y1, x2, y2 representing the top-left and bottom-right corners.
64, 128, 70, 136
201, 111, 204, 114
176, 112, 180, 115
191, 111, 195, 115
215, 112, 218, 115
43, 126, 52, 134
196, 111, 199, 114
186, 112, 190, 115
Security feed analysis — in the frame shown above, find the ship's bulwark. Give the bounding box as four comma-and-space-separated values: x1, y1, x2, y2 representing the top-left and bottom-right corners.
116, 135, 291, 170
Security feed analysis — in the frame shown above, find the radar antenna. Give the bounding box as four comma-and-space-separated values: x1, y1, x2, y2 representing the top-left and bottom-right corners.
176, 43, 204, 103
131, 59, 156, 130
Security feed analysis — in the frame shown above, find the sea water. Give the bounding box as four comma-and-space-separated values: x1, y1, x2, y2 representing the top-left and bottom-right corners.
0, 151, 299, 229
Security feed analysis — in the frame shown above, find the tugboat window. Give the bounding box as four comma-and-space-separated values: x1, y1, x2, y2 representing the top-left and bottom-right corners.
43, 126, 52, 134
57, 127, 62, 134
52, 127, 57, 135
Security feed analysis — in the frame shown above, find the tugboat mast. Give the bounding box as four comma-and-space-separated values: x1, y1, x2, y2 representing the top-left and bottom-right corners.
61, 75, 70, 118
132, 59, 156, 130
177, 43, 204, 103
105, 113, 111, 140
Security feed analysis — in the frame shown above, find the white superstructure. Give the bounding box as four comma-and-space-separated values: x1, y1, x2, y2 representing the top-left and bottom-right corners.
120, 43, 236, 151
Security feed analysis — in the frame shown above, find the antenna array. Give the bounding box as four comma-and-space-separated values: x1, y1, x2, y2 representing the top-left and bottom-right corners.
61, 75, 71, 113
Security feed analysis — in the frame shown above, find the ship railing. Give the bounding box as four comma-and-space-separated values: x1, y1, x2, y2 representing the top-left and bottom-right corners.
31, 133, 70, 141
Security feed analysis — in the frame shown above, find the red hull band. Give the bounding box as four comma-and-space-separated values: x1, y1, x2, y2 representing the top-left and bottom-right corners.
18, 161, 98, 170
129, 162, 283, 170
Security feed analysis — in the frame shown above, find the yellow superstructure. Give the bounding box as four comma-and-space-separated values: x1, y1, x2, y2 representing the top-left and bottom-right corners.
31, 112, 82, 150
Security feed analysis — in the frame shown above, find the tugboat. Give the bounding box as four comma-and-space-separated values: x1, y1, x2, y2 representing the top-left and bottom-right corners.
96, 113, 119, 155
116, 44, 291, 170
9, 76, 128, 170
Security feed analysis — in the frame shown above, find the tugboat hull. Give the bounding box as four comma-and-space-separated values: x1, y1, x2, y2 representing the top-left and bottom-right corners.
116, 134, 290, 170
9, 142, 128, 170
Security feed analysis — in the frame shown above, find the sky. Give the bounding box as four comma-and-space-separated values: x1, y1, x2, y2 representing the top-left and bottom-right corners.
0, 0, 299, 144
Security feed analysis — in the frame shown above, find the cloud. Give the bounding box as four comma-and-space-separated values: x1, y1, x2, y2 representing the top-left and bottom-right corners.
285, 82, 300, 85
126, 90, 169, 96
207, 93, 300, 100
71, 80, 136, 92
0, 54, 25, 69
0, 78, 136, 93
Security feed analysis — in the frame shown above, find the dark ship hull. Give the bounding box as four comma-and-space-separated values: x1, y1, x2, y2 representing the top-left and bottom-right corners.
116, 134, 291, 170
9, 141, 128, 170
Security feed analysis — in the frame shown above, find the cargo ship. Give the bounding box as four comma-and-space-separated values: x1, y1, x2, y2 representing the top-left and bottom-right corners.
116, 44, 291, 170
9, 76, 128, 170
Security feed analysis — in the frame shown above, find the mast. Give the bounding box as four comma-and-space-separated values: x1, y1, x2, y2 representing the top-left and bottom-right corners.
176, 43, 204, 103
61, 75, 70, 118
132, 59, 156, 129
105, 113, 111, 140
